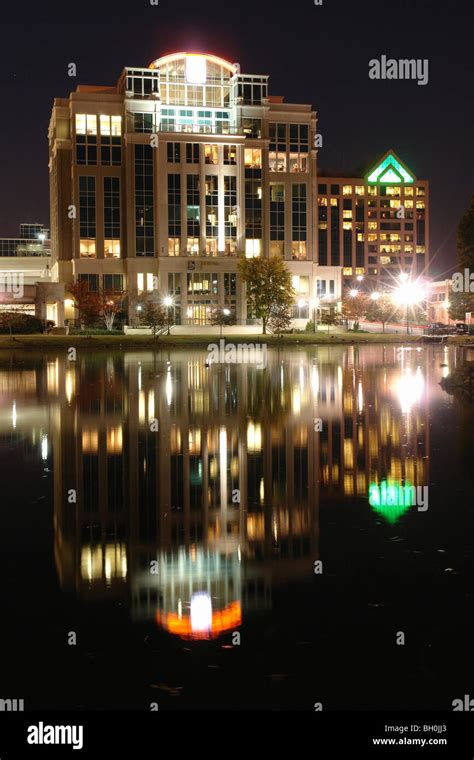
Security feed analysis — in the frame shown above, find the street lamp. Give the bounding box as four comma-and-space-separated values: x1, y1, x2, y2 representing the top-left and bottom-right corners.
356, 275, 364, 282
163, 295, 173, 334
393, 279, 425, 335
370, 291, 381, 301
349, 289, 359, 298
309, 297, 319, 331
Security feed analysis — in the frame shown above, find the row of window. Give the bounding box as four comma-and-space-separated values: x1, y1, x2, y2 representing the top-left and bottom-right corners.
318, 183, 426, 197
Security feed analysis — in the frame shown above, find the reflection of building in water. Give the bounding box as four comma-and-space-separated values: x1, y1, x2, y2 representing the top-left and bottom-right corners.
50, 350, 320, 634
1, 346, 431, 637
316, 346, 430, 506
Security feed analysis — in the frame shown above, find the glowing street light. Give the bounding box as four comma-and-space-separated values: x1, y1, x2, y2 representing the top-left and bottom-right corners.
370, 291, 381, 301
309, 297, 319, 331
356, 274, 364, 282
393, 279, 426, 334
349, 289, 359, 298
163, 295, 174, 334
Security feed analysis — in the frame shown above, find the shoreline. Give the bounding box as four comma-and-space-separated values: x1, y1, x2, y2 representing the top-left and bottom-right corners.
0, 333, 471, 351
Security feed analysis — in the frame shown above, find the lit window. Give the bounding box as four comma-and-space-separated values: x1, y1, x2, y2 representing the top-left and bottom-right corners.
368, 221, 377, 230
404, 187, 414, 196
318, 197, 328, 206
168, 237, 180, 256
405, 200, 414, 208
111, 116, 121, 136
291, 241, 306, 260
244, 148, 262, 169
79, 239, 96, 257
100, 115, 110, 136
416, 186, 426, 196
104, 239, 120, 258
146, 273, 154, 292
367, 186, 377, 196
343, 185, 353, 195
245, 239, 261, 258
343, 221, 353, 230
343, 210, 352, 219
185, 55, 207, 84
268, 151, 286, 172
137, 273, 144, 293
75, 114, 86, 134
343, 267, 353, 275
204, 144, 219, 164
355, 186, 365, 195
330, 198, 338, 207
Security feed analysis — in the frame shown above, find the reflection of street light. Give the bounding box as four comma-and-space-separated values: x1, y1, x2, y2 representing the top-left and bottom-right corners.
220, 307, 231, 338
163, 295, 173, 334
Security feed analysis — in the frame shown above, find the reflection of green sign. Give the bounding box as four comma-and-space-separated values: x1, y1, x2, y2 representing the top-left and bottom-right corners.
369, 480, 415, 523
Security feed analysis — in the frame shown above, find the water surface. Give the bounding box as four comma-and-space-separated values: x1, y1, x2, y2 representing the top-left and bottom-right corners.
1, 344, 473, 710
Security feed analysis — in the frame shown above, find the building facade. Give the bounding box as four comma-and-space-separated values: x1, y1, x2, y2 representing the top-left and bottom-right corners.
317, 151, 429, 292
49, 52, 342, 326
0, 223, 64, 323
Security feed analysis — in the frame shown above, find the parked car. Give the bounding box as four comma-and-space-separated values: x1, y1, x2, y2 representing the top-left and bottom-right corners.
455, 322, 469, 335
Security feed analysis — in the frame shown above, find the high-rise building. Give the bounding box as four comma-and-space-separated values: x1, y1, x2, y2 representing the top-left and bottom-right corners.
317, 151, 429, 292
48, 51, 342, 326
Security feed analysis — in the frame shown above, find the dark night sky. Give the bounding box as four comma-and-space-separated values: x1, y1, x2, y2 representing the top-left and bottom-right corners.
1, 0, 472, 277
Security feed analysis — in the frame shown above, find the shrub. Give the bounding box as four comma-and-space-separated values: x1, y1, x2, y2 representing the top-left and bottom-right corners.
0, 312, 45, 334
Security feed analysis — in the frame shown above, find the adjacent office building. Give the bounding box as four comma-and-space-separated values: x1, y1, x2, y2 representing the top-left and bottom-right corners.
318, 151, 429, 292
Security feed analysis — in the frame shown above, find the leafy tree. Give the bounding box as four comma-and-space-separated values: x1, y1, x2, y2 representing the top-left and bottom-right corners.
210, 306, 236, 337
341, 291, 369, 330
139, 297, 167, 337
268, 302, 293, 335
320, 310, 340, 334
67, 281, 100, 328
457, 194, 474, 270
238, 257, 295, 334
96, 290, 124, 331
448, 291, 474, 322
364, 293, 398, 332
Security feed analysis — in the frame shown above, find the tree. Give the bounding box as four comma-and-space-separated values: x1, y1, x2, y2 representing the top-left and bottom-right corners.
364, 293, 398, 333
341, 291, 369, 330
97, 290, 124, 331
238, 257, 295, 334
210, 306, 236, 338
268, 302, 293, 335
448, 291, 474, 322
67, 281, 100, 328
320, 310, 340, 334
457, 194, 474, 270
139, 297, 167, 337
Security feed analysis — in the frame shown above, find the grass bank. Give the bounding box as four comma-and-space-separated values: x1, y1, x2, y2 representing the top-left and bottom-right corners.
0, 331, 443, 351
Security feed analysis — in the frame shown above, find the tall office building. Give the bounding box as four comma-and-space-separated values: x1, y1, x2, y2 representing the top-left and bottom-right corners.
49, 51, 341, 326
317, 151, 429, 292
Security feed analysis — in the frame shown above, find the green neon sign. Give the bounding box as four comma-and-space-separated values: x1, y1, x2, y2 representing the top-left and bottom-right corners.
367, 154, 414, 184
368, 480, 415, 523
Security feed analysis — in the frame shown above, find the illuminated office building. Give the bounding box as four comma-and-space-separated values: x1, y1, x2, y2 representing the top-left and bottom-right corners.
48, 52, 342, 325
317, 151, 429, 290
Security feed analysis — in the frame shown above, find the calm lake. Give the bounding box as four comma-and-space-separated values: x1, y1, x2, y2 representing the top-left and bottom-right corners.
1, 344, 473, 710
